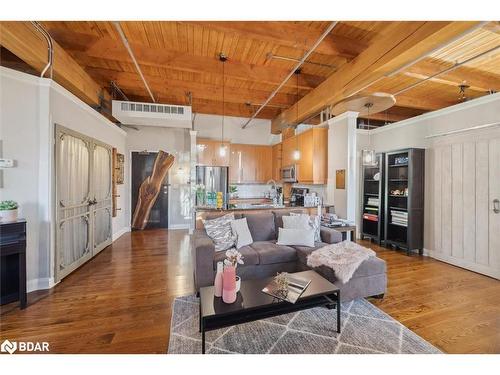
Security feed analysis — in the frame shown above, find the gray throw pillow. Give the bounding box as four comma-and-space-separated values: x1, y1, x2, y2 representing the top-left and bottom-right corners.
203, 213, 236, 252
230, 218, 253, 249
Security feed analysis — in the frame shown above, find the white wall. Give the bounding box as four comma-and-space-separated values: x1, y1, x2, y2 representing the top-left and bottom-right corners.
357, 93, 500, 252
0, 67, 128, 291
194, 113, 280, 145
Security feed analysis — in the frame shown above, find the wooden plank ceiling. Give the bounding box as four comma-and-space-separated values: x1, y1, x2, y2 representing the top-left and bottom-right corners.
2, 21, 499, 127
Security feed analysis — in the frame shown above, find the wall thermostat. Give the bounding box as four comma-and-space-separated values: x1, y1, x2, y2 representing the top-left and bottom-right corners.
0, 159, 15, 168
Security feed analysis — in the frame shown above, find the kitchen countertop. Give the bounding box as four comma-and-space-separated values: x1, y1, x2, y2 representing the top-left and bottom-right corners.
195, 203, 309, 212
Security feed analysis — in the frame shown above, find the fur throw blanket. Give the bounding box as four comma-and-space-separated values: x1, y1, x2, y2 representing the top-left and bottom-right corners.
307, 241, 376, 284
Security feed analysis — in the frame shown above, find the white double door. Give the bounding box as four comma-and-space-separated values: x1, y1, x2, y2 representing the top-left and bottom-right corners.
55, 125, 113, 281
430, 128, 500, 279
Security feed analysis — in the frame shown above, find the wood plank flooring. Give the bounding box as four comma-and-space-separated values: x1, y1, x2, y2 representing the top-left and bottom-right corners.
1, 230, 499, 353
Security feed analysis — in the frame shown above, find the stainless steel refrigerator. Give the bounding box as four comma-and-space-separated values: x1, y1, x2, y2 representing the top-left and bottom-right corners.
195, 166, 229, 208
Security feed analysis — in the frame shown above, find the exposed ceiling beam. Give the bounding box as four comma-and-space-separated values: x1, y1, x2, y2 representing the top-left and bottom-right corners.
271, 21, 482, 134
183, 21, 368, 60
403, 57, 500, 92
86, 67, 298, 107
75, 39, 325, 91
0, 21, 109, 107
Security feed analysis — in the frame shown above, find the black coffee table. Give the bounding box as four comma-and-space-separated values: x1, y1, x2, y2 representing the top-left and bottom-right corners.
198, 270, 340, 354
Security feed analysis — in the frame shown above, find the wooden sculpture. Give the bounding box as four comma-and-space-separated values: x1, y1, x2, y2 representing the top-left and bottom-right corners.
131, 151, 175, 230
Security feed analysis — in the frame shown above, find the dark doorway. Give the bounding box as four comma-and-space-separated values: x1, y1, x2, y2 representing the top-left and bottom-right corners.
131, 151, 169, 229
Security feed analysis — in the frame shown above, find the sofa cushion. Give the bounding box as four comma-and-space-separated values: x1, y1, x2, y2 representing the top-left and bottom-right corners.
250, 241, 297, 265
293, 242, 329, 265
242, 212, 276, 241
213, 245, 259, 270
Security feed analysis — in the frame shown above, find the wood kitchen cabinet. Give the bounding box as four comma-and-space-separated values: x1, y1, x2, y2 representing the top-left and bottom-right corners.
298, 128, 328, 184
229, 143, 272, 183
272, 143, 282, 181
282, 136, 296, 168
196, 138, 230, 166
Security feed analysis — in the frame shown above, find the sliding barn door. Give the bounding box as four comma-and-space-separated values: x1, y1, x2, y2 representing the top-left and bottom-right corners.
55, 125, 112, 281
430, 129, 500, 279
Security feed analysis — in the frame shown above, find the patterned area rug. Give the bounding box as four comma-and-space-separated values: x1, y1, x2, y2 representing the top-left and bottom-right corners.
167, 295, 441, 354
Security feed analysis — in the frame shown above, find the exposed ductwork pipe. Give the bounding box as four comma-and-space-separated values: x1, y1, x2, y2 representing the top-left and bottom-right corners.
31, 21, 53, 79
266, 52, 336, 69
241, 21, 339, 129
113, 21, 156, 103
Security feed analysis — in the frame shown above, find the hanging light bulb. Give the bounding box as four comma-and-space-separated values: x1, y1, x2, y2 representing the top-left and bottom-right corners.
219, 53, 227, 158
362, 102, 376, 166
293, 69, 301, 161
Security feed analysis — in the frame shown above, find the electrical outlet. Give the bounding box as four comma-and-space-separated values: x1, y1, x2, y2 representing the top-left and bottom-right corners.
0, 159, 15, 168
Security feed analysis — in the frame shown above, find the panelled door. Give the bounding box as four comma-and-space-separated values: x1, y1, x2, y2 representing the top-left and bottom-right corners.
430, 128, 500, 279
55, 125, 112, 281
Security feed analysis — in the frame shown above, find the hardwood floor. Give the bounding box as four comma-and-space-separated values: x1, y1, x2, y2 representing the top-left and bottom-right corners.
1, 230, 499, 354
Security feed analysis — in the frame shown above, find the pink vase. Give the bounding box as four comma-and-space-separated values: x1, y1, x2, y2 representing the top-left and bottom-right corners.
222, 265, 237, 304
214, 261, 223, 297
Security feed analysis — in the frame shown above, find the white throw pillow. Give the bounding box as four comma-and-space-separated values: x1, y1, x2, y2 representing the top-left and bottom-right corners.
276, 228, 315, 247
202, 213, 236, 252
230, 218, 253, 249
290, 213, 321, 242
282, 215, 310, 230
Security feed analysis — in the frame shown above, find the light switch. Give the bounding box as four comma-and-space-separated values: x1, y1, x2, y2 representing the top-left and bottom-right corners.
0, 159, 15, 168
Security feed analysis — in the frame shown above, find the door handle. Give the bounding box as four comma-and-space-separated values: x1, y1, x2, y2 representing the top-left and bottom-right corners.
494, 199, 500, 214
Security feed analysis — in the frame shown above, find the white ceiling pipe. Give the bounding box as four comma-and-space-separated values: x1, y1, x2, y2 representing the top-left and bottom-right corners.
113, 21, 156, 103
241, 21, 339, 129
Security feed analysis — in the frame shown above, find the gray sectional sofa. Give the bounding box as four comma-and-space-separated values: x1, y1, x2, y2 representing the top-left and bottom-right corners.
193, 209, 387, 301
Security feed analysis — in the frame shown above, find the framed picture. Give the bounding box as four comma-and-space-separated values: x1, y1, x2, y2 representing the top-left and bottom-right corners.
116, 153, 125, 184
336, 169, 345, 189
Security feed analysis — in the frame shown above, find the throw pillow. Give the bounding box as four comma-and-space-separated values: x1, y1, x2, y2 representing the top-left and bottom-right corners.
282, 215, 310, 230
202, 213, 236, 252
276, 228, 315, 247
230, 218, 253, 249
290, 213, 321, 242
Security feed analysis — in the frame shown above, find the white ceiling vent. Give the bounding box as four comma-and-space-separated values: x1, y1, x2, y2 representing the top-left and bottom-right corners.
112, 100, 192, 128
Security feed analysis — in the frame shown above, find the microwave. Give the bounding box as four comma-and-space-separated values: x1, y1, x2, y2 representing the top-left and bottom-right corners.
281, 164, 298, 182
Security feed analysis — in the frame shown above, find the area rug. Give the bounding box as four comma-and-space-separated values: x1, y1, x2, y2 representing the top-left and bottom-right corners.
167, 295, 441, 354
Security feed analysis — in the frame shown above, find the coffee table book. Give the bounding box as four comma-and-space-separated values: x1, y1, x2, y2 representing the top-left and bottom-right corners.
262, 274, 311, 304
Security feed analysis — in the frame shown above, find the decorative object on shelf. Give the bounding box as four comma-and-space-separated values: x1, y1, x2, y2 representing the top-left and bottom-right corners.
373, 172, 380, 181
0, 200, 18, 222
222, 265, 237, 304
218, 53, 228, 158
214, 261, 224, 297
394, 156, 409, 165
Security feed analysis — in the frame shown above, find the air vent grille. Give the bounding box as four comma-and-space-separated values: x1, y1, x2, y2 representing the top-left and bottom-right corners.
120, 102, 185, 115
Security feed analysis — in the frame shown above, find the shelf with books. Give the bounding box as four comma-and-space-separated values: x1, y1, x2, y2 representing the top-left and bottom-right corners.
360, 153, 384, 245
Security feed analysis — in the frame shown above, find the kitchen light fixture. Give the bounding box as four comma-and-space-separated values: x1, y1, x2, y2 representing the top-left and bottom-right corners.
362, 102, 376, 166
219, 53, 228, 158
293, 69, 301, 161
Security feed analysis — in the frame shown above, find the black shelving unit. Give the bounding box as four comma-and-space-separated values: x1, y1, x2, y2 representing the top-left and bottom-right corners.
360, 153, 384, 245
384, 148, 425, 255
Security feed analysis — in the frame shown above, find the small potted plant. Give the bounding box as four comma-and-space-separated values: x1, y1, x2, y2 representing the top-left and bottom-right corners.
228, 185, 238, 199
0, 200, 19, 222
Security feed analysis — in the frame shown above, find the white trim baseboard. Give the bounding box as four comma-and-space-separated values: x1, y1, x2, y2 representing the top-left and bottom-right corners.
27, 277, 57, 293
112, 226, 130, 241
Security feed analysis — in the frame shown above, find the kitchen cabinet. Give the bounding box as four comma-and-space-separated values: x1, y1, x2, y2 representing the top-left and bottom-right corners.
282, 136, 297, 169
279, 128, 328, 184
272, 143, 282, 181
196, 138, 230, 166
256, 145, 273, 183
229, 143, 272, 183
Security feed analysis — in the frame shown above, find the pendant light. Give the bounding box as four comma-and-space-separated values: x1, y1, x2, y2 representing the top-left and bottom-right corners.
362, 102, 376, 166
292, 69, 301, 161
219, 53, 227, 157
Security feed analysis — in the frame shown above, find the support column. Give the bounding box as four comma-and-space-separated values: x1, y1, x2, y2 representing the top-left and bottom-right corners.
326, 111, 358, 222
189, 130, 197, 234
